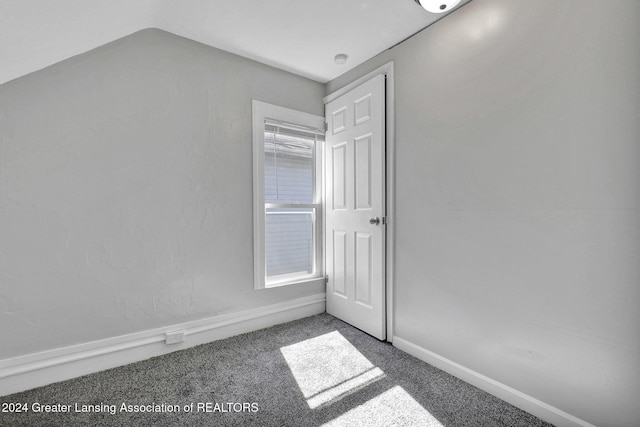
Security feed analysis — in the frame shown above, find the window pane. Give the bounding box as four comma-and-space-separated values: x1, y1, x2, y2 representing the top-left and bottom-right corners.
264, 129, 314, 204
265, 208, 314, 278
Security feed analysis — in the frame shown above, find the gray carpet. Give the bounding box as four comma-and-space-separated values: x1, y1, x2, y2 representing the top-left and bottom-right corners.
0, 314, 553, 426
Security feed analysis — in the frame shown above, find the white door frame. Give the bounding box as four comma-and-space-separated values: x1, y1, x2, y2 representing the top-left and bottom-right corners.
324, 62, 395, 342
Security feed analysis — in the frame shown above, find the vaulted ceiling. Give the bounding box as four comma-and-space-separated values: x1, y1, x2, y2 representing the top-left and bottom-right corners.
0, 0, 471, 86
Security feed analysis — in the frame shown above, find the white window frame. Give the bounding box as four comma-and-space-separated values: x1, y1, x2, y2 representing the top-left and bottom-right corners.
252, 100, 324, 290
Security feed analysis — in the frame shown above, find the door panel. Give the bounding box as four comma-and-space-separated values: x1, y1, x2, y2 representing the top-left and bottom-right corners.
325, 74, 385, 340
333, 230, 347, 297
355, 134, 372, 209
331, 142, 348, 210
355, 231, 372, 307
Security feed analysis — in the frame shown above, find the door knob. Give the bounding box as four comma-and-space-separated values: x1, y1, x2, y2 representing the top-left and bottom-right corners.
369, 217, 380, 225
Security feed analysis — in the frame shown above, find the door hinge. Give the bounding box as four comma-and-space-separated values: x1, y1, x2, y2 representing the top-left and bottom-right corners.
325, 275, 329, 284
324, 122, 328, 132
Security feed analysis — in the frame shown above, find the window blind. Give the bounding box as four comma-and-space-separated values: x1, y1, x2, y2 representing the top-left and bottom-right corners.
263, 122, 323, 280
264, 123, 323, 205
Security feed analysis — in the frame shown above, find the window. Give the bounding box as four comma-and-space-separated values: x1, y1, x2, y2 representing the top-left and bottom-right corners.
252, 101, 324, 289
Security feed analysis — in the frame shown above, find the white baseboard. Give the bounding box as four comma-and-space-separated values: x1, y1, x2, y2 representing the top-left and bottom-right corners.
393, 336, 595, 427
0, 293, 326, 397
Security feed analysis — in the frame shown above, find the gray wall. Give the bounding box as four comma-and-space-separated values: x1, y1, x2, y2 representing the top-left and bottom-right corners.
0, 29, 325, 359
328, 0, 640, 425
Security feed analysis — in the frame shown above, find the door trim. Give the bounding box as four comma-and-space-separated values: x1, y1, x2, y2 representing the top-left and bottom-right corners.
324, 62, 395, 342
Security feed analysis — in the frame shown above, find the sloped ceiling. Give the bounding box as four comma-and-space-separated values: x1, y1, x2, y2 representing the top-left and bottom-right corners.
0, 0, 470, 86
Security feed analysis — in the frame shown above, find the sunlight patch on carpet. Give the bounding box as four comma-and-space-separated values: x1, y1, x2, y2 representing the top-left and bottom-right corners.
280, 331, 385, 409
321, 386, 444, 427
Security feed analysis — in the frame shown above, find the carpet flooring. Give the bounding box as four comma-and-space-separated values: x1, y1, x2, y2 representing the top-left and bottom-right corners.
0, 314, 553, 426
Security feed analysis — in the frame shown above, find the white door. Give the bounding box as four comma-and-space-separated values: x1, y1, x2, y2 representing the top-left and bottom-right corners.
325, 74, 386, 340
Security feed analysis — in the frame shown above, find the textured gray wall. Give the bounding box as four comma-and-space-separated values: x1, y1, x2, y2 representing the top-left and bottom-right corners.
328, 1, 640, 425
0, 29, 325, 359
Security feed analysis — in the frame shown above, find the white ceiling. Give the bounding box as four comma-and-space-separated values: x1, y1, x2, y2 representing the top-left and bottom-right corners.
0, 0, 471, 86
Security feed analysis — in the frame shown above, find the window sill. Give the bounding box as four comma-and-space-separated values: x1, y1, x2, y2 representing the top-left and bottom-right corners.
262, 275, 325, 290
